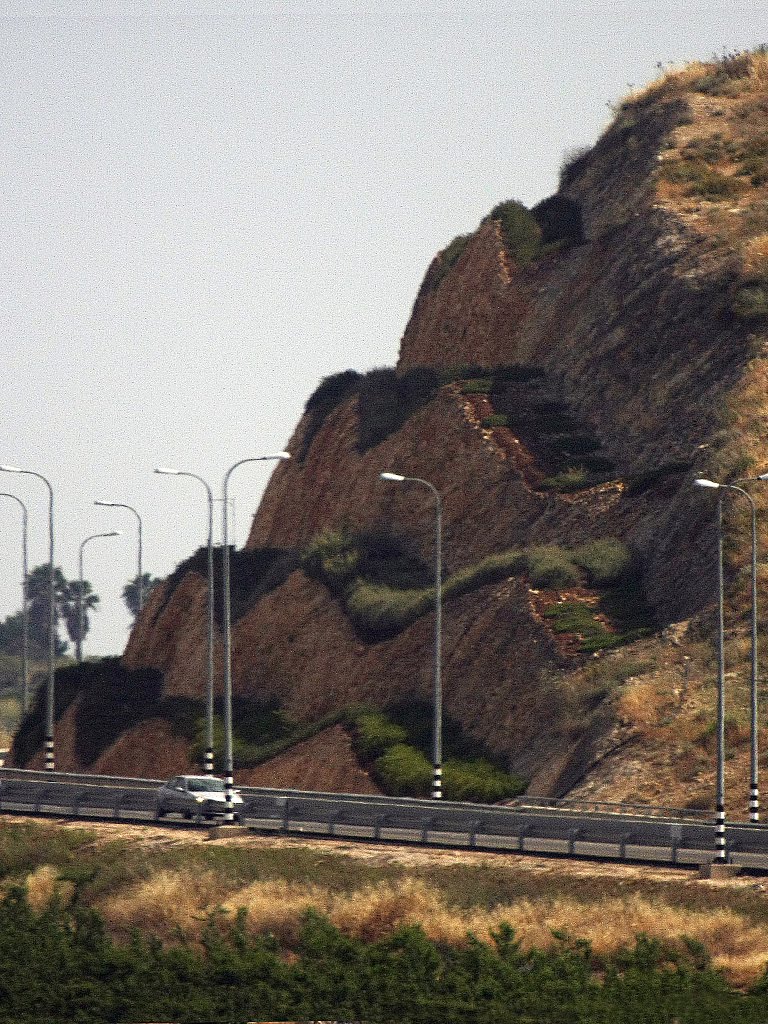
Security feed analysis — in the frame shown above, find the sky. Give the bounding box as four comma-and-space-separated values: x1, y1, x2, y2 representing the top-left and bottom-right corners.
0, 1, 765, 658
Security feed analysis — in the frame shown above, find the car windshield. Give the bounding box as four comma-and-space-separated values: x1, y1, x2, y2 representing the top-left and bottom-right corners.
186, 778, 225, 793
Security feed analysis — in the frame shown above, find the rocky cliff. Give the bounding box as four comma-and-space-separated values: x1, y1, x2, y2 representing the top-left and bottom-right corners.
16, 53, 768, 810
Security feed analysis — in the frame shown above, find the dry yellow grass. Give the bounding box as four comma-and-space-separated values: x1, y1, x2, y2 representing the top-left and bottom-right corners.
89, 869, 768, 985
98, 868, 223, 938
22, 864, 74, 913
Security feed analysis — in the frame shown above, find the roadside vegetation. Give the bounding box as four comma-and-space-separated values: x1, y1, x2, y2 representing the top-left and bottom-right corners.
3, 820, 768, 1019
303, 526, 654, 650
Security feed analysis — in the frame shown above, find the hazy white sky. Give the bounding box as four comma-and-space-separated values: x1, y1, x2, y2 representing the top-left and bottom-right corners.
0, 1, 765, 656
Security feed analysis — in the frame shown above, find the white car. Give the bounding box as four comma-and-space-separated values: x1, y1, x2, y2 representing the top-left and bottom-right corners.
155, 775, 245, 822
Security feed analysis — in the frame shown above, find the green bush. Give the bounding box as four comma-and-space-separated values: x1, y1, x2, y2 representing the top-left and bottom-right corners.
443, 550, 526, 600
352, 710, 408, 760
539, 467, 592, 492
302, 529, 360, 592
345, 580, 432, 639
572, 539, 633, 584
443, 759, 526, 802
374, 743, 432, 797
481, 414, 509, 428
488, 200, 543, 265
525, 547, 581, 589
461, 378, 493, 394
733, 283, 768, 318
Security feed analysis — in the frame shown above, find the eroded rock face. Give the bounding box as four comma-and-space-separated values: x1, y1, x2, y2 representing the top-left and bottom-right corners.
56, 68, 768, 794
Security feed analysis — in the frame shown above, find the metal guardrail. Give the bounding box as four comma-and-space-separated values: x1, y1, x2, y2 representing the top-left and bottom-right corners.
0, 768, 721, 824
0, 780, 750, 869
509, 795, 714, 823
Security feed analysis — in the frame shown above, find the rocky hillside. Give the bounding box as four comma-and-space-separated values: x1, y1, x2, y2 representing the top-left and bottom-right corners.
14, 52, 768, 812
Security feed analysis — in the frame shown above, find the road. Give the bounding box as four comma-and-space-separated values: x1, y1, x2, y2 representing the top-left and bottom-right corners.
1, 768, 767, 869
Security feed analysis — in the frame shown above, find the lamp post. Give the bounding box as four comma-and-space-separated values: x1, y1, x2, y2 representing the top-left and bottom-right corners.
222, 452, 290, 820
0, 493, 29, 713
77, 531, 121, 663
94, 501, 144, 611
0, 466, 55, 770
731, 470, 768, 822
380, 471, 444, 800
695, 476, 765, 859
155, 468, 216, 774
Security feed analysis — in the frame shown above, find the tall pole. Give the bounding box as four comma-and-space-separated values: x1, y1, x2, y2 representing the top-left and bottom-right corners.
716, 492, 726, 861
222, 452, 290, 821
697, 477, 761, 827
0, 467, 55, 770
77, 532, 121, 664
733, 472, 768, 821
380, 472, 444, 799
94, 502, 143, 611
0, 493, 29, 713
155, 470, 215, 774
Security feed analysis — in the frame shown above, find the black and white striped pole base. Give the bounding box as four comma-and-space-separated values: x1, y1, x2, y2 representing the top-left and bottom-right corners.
750, 785, 760, 823
44, 735, 54, 772
223, 773, 236, 823
432, 764, 442, 800
715, 803, 727, 862
203, 748, 214, 775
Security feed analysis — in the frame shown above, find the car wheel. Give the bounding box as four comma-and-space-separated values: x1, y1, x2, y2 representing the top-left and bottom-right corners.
155, 803, 165, 820
183, 809, 193, 820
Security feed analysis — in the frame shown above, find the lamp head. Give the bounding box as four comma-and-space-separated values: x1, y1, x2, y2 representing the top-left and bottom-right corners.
154, 467, 181, 475
694, 478, 720, 489
380, 472, 406, 482
759, 472, 768, 481
0, 465, 22, 473
104, 531, 122, 537
268, 452, 291, 461
94, 500, 117, 507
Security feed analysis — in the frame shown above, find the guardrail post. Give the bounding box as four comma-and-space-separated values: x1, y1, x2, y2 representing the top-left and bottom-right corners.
619, 831, 635, 860
35, 787, 54, 814
518, 823, 531, 852
374, 814, 386, 841
72, 789, 88, 815
113, 792, 126, 820
469, 819, 481, 848
421, 816, 435, 844
281, 799, 291, 834
568, 827, 581, 856
328, 809, 341, 837
670, 824, 682, 866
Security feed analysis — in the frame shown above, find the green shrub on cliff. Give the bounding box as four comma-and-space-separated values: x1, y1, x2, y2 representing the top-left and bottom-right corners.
488, 199, 543, 265
573, 538, 634, 584
526, 546, 581, 589
733, 281, 768, 318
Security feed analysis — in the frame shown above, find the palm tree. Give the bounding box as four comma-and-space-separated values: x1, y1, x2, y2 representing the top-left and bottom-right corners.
122, 573, 160, 620
25, 565, 68, 658
59, 579, 99, 663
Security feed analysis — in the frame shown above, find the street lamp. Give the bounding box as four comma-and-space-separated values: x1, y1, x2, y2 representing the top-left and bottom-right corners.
0, 493, 29, 712
694, 475, 762, 859
155, 468, 216, 774
0, 466, 55, 770
77, 532, 121, 663
222, 452, 290, 820
731, 469, 768, 823
94, 501, 144, 611
380, 471, 444, 800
